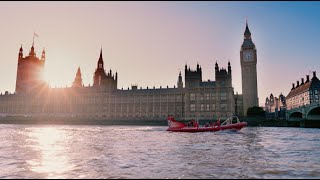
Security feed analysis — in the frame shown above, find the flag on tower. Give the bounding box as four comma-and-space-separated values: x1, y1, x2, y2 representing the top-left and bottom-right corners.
32, 32, 40, 46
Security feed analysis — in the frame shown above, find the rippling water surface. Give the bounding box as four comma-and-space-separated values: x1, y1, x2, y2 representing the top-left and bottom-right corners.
0, 125, 320, 179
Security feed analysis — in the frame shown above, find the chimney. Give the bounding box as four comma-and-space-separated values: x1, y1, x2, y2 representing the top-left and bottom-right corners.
292, 83, 295, 89
306, 75, 310, 82
313, 71, 316, 78
301, 78, 304, 84
297, 80, 299, 87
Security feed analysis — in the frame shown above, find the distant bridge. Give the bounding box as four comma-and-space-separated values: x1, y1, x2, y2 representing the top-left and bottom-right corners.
286, 102, 320, 123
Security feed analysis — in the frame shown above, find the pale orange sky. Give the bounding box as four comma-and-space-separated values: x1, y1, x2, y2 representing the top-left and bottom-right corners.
1, 1, 320, 107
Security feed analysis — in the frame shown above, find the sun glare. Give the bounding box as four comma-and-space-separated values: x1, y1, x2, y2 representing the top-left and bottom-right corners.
26, 127, 74, 179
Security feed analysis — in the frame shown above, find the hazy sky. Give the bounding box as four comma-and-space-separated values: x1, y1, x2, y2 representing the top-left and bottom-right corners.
1, 1, 320, 106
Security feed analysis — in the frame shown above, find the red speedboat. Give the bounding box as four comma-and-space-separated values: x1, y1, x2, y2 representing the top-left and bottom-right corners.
166, 116, 247, 132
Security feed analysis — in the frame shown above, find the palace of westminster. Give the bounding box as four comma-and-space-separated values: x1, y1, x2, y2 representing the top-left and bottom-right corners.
0, 22, 259, 121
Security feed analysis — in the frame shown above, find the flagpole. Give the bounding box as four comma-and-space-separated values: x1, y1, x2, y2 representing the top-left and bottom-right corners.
33, 32, 35, 46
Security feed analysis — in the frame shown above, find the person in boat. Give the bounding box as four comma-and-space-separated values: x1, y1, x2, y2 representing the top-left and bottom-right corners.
187, 121, 192, 127
191, 119, 195, 127
186, 120, 192, 127
217, 119, 221, 126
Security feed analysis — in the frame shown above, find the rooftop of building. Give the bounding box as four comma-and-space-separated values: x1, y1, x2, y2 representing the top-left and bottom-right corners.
286, 73, 320, 99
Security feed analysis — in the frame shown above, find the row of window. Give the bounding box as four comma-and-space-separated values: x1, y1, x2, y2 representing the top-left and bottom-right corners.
190, 92, 228, 101
188, 112, 232, 118
190, 103, 227, 112
0, 105, 184, 114
1, 91, 233, 104
0, 96, 186, 105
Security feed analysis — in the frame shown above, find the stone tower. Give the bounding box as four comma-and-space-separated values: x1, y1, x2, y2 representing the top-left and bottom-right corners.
15, 44, 46, 94
185, 63, 202, 88
240, 20, 259, 116
93, 48, 117, 90
93, 48, 105, 86
215, 61, 232, 88
177, 71, 183, 89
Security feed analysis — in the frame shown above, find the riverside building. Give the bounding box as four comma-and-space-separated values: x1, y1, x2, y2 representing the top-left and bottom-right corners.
0, 22, 259, 120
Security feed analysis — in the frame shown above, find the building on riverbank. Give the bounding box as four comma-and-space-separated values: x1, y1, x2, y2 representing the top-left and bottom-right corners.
0, 50, 236, 121
0, 22, 261, 121
286, 72, 320, 110
264, 72, 320, 123
265, 93, 286, 120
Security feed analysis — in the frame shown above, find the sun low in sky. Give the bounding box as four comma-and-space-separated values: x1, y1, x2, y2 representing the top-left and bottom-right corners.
0, 1, 320, 106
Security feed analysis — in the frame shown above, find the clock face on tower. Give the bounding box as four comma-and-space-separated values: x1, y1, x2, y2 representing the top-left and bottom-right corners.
243, 51, 254, 62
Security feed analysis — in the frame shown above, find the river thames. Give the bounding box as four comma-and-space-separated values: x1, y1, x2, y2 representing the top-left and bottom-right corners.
0, 125, 319, 179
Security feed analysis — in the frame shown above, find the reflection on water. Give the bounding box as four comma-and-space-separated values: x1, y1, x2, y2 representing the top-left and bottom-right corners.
26, 127, 74, 179
0, 125, 320, 179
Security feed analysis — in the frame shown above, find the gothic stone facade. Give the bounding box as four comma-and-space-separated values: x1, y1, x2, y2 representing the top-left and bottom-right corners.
265, 93, 286, 119
15, 45, 47, 94
0, 54, 236, 121
0, 22, 261, 120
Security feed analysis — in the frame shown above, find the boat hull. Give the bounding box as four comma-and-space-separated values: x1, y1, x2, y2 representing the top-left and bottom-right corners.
167, 122, 247, 132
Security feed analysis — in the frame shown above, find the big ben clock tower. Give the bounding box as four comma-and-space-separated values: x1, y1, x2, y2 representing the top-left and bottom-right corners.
240, 20, 258, 116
